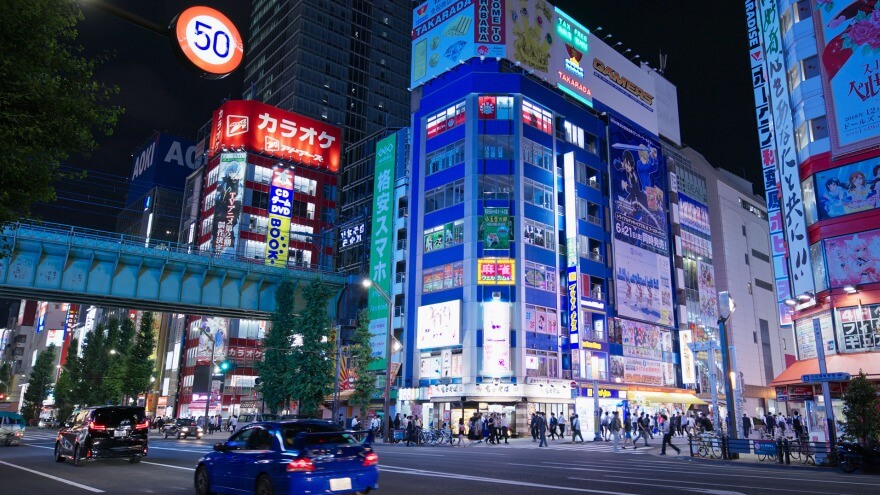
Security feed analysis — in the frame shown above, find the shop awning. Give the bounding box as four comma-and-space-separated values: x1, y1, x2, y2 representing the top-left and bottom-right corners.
631, 391, 707, 405
769, 353, 880, 387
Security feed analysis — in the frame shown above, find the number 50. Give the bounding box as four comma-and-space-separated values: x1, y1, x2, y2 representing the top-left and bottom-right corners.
194, 20, 230, 58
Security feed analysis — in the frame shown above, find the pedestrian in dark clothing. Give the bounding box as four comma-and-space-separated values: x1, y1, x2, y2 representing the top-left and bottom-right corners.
765, 412, 775, 437
530, 413, 538, 441
405, 416, 415, 447
548, 413, 558, 440
792, 411, 805, 438
659, 414, 680, 455
634, 413, 650, 448
742, 413, 752, 438
537, 412, 548, 447
571, 414, 584, 443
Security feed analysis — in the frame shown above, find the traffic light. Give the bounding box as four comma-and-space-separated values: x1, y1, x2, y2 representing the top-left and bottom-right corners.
218, 360, 235, 373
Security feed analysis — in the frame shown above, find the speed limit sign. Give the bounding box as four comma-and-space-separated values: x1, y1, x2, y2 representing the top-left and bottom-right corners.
170, 6, 244, 79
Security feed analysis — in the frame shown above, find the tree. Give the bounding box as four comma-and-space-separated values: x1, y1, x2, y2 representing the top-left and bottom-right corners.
22, 344, 57, 422
124, 312, 156, 400
54, 337, 83, 421
289, 278, 334, 417
258, 280, 297, 414
0, 0, 122, 235
79, 322, 108, 405
349, 309, 376, 420
841, 371, 880, 446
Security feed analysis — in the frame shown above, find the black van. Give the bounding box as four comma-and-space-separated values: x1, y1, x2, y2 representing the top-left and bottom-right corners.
55, 406, 149, 466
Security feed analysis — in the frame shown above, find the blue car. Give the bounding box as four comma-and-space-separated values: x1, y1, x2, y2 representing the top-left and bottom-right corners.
195, 419, 378, 495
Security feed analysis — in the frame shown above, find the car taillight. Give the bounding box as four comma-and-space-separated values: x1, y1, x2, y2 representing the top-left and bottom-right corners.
135, 419, 149, 430
88, 421, 106, 432
362, 452, 379, 467
286, 457, 315, 472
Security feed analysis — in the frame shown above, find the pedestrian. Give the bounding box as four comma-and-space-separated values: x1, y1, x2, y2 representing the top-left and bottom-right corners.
537, 412, 548, 447
742, 413, 752, 438
230, 415, 238, 433
393, 413, 401, 431
792, 410, 804, 438
634, 413, 650, 447
501, 413, 510, 444
601, 411, 611, 441
456, 417, 465, 446
338, 413, 345, 428
765, 412, 775, 437
548, 413, 558, 440
686, 413, 695, 437
610, 411, 622, 452
530, 413, 538, 442
558, 413, 566, 438
571, 414, 584, 443
405, 416, 415, 446
622, 414, 634, 449
659, 413, 681, 455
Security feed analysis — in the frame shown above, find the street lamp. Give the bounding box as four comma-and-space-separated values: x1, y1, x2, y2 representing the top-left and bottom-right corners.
718, 291, 737, 438
591, 355, 601, 441
362, 278, 394, 442
200, 328, 217, 429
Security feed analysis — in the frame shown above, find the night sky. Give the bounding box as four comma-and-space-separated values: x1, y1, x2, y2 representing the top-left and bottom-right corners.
38, 1, 762, 230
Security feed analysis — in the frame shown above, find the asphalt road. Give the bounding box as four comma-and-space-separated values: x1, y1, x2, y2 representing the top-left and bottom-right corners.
0, 429, 876, 495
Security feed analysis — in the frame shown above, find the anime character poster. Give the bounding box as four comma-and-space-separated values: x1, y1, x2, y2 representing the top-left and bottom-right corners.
195, 317, 228, 364
212, 153, 246, 255
614, 243, 674, 327
609, 115, 668, 257
814, 158, 880, 220
825, 228, 880, 287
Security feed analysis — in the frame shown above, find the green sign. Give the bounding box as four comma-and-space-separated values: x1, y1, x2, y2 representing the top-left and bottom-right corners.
424, 220, 464, 252
368, 133, 397, 361
479, 207, 511, 249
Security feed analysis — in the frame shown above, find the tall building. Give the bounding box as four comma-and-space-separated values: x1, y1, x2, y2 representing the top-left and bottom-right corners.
745, 1, 880, 441
391, 0, 706, 436
665, 145, 789, 420
243, 0, 413, 228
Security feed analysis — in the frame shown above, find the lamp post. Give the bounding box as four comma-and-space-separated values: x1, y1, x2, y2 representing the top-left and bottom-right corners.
200, 329, 216, 430
362, 278, 394, 442
591, 355, 601, 441
718, 291, 737, 438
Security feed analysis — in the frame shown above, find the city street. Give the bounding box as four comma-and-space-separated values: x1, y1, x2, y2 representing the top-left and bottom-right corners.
0, 429, 875, 495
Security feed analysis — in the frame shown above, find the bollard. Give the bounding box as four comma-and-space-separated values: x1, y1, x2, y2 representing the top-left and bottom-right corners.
777, 437, 784, 464
721, 435, 728, 460
783, 438, 791, 465
688, 436, 695, 457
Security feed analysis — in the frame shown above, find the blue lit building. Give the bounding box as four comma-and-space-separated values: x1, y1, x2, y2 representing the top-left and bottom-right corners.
398, 0, 694, 436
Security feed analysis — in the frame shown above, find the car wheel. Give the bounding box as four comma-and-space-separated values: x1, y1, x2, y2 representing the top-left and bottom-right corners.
255, 475, 275, 495
178, 433, 184, 439
54, 443, 65, 463
129, 456, 141, 464
195, 466, 214, 495
72, 445, 82, 467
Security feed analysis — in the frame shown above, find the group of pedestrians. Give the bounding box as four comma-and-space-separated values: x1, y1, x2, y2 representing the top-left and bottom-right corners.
464, 412, 510, 444
529, 412, 584, 446
752, 410, 806, 439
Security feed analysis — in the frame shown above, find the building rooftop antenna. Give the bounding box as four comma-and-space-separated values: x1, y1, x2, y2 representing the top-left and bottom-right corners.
658, 51, 668, 75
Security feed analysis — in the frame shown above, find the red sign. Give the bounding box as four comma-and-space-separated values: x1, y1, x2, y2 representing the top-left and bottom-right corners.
226, 346, 264, 363
209, 100, 342, 172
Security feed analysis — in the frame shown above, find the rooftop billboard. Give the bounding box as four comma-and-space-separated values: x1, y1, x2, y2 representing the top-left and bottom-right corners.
208, 100, 341, 173
127, 132, 197, 204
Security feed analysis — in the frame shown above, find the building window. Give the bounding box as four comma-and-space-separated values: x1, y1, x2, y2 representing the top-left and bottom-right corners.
425, 179, 465, 213
524, 178, 554, 210
478, 174, 513, 200
745, 253, 749, 265
426, 139, 465, 175
478, 95, 514, 119
479, 134, 515, 160
422, 261, 464, 293
754, 278, 774, 292
523, 218, 556, 251
522, 138, 553, 171
525, 349, 559, 378
423, 219, 464, 252
525, 305, 559, 335
522, 100, 553, 134
524, 261, 557, 292
426, 100, 466, 139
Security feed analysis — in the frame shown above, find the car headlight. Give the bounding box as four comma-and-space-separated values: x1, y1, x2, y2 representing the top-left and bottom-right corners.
15, 432, 22, 437
197, 427, 203, 432
181, 427, 189, 432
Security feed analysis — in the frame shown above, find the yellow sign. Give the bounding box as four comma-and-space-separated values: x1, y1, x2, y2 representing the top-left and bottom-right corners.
477, 258, 516, 285
581, 340, 602, 350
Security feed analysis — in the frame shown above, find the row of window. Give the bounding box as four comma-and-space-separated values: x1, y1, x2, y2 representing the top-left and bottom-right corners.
524, 178, 554, 210
425, 179, 465, 214
524, 261, 558, 293
522, 138, 554, 171
562, 121, 598, 155
523, 218, 557, 251
426, 139, 464, 175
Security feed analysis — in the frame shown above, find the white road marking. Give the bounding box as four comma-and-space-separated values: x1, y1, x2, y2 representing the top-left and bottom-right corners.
147, 446, 211, 453
598, 475, 839, 495
0, 460, 105, 493
379, 464, 644, 495
141, 461, 195, 471
25, 444, 54, 450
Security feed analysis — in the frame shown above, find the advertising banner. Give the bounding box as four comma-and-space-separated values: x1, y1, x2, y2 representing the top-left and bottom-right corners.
265, 167, 294, 266
748, 0, 813, 298
623, 357, 663, 386
482, 301, 511, 376
609, 115, 668, 256
813, 158, 880, 221
340, 222, 366, 248
208, 100, 341, 172
424, 220, 465, 252
226, 346, 264, 364
368, 134, 398, 359
836, 303, 880, 352
618, 319, 669, 361
679, 329, 696, 384
417, 300, 462, 349
815, 2, 880, 156
564, 152, 580, 341
678, 193, 711, 236
697, 260, 719, 326
479, 207, 511, 249
744, 1, 792, 326
614, 243, 674, 327
127, 132, 197, 204
212, 153, 246, 255
794, 311, 835, 360
824, 228, 880, 287
194, 317, 228, 365
422, 261, 465, 293
477, 258, 515, 284
411, 0, 506, 89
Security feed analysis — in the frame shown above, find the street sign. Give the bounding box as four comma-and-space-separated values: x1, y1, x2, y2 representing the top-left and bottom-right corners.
171, 6, 244, 79
801, 372, 851, 383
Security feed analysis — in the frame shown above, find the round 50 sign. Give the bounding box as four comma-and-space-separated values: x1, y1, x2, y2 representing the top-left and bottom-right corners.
170, 6, 243, 79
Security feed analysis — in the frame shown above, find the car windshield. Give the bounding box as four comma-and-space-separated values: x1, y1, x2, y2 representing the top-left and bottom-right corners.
280, 423, 357, 450
176, 419, 196, 426
92, 408, 145, 427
